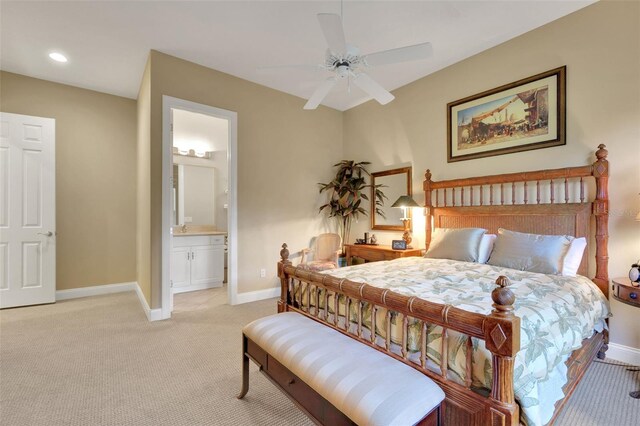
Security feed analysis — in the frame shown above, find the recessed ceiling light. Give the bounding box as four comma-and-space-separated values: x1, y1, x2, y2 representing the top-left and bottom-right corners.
48, 52, 68, 63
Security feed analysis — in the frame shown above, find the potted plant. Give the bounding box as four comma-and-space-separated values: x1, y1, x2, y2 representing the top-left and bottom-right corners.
318, 160, 386, 263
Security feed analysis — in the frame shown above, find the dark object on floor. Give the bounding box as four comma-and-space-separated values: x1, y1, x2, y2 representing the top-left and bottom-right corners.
628, 367, 640, 398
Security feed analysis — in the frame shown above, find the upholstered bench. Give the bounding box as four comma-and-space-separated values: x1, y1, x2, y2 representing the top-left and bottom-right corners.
238, 312, 445, 426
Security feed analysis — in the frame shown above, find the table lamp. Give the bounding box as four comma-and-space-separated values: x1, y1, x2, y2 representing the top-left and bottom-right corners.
391, 195, 421, 248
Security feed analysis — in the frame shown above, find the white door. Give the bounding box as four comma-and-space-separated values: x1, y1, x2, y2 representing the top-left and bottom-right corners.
0, 112, 55, 308
171, 246, 191, 289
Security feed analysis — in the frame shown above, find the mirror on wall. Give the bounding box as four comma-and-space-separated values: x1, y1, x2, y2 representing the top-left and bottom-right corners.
370, 167, 412, 231
173, 164, 216, 226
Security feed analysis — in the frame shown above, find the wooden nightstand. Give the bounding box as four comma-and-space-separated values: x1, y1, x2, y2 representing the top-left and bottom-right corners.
345, 244, 423, 266
612, 277, 640, 308
611, 277, 640, 399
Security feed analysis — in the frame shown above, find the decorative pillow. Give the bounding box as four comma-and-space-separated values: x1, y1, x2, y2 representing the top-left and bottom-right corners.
488, 228, 573, 275
477, 234, 497, 264
562, 237, 587, 277
424, 228, 486, 262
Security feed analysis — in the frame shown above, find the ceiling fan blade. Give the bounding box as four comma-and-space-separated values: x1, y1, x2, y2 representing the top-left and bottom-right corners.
257, 64, 325, 73
353, 73, 395, 105
364, 42, 433, 67
304, 77, 338, 110
317, 13, 347, 55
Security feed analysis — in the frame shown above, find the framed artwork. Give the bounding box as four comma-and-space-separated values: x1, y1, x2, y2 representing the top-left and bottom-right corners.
447, 66, 566, 163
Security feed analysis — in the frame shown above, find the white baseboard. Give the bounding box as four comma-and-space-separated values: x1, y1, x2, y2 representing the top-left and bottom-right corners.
234, 286, 280, 305
56, 281, 163, 322
56, 282, 136, 301
607, 342, 640, 366
134, 283, 163, 322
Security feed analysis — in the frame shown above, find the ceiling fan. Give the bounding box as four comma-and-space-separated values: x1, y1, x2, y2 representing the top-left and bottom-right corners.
299, 13, 433, 110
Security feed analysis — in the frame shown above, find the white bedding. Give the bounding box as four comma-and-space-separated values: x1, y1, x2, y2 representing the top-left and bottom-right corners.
319, 257, 611, 426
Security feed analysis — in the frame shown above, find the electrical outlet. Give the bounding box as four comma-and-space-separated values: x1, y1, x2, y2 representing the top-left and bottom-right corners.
184, 217, 193, 223
260, 268, 266, 278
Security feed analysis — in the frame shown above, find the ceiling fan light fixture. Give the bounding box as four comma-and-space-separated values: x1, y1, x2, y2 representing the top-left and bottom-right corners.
336, 64, 350, 78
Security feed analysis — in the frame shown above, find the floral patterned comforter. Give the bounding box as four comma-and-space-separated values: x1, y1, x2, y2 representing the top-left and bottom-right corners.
317, 257, 610, 426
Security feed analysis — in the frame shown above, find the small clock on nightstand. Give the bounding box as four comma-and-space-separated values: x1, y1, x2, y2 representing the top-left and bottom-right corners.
612, 277, 640, 308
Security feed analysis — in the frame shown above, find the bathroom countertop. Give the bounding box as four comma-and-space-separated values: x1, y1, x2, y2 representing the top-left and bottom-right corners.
173, 231, 227, 237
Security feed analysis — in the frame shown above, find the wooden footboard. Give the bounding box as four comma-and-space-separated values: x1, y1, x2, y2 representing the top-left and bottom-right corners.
277, 245, 522, 426
277, 246, 607, 426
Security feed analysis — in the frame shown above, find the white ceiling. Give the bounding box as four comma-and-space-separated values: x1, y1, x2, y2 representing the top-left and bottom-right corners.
0, 1, 595, 111
173, 109, 228, 153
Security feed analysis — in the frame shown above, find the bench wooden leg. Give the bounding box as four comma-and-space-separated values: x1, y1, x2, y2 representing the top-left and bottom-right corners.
237, 334, 250, 399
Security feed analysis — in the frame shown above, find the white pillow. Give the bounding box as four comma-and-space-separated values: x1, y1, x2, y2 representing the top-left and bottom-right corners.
562, 237, 587, 277
477, 234, 497, 264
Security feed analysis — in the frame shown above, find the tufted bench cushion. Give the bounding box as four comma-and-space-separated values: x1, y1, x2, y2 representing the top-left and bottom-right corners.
242, 312, 445, 426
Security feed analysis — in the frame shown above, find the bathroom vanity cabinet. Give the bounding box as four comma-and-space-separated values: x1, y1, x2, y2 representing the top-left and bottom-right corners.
171, 234, 225, 293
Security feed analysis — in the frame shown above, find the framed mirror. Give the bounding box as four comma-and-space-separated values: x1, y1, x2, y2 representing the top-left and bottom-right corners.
172, 164, 216, 226
371, 167, 412, 231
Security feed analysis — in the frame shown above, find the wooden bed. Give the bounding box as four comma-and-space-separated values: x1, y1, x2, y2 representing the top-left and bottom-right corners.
276, 144, 610, 426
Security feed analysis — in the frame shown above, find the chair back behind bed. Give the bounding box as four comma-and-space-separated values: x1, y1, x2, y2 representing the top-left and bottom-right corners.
423, 144, 609, 296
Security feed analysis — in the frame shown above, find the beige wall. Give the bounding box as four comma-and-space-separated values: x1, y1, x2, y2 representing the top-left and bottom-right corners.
343, 1, 640, 349
142, 51, 343, 308
137, 60, 152, 303
0, 71, 137, 290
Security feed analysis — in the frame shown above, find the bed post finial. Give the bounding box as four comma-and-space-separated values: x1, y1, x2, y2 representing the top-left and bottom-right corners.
278, 244, 291, 313
280, 243, 290, 263
491, 276, 515, 316
595, 143, 608, 160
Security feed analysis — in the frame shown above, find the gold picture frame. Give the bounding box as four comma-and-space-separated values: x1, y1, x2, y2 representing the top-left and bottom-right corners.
370, 167, 412, 231
447, 66, 566, 162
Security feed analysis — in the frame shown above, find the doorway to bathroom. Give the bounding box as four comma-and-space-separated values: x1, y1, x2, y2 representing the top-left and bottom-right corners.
161, 97, 238, 318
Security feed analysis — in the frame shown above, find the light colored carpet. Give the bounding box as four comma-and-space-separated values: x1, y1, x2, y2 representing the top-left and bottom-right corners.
0, 288, 312, 426
553, 358, 639, 425
0, 288, 638, 426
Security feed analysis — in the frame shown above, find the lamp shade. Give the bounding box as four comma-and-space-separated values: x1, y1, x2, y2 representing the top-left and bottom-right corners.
636, 211, 640, 221
391, 195, 421, 208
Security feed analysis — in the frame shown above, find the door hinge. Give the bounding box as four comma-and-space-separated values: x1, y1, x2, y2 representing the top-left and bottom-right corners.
170, 280, 174, 288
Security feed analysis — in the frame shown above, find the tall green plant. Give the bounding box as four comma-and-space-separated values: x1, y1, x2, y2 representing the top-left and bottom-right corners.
318, 160, 386, 254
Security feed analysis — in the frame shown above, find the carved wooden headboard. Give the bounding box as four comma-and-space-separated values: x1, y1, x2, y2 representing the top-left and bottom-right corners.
423, 144, 609, 296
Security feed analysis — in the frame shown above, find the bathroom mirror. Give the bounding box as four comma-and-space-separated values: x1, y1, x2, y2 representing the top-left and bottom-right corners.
173, 164, 216, 226
370, 167, 412, 231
